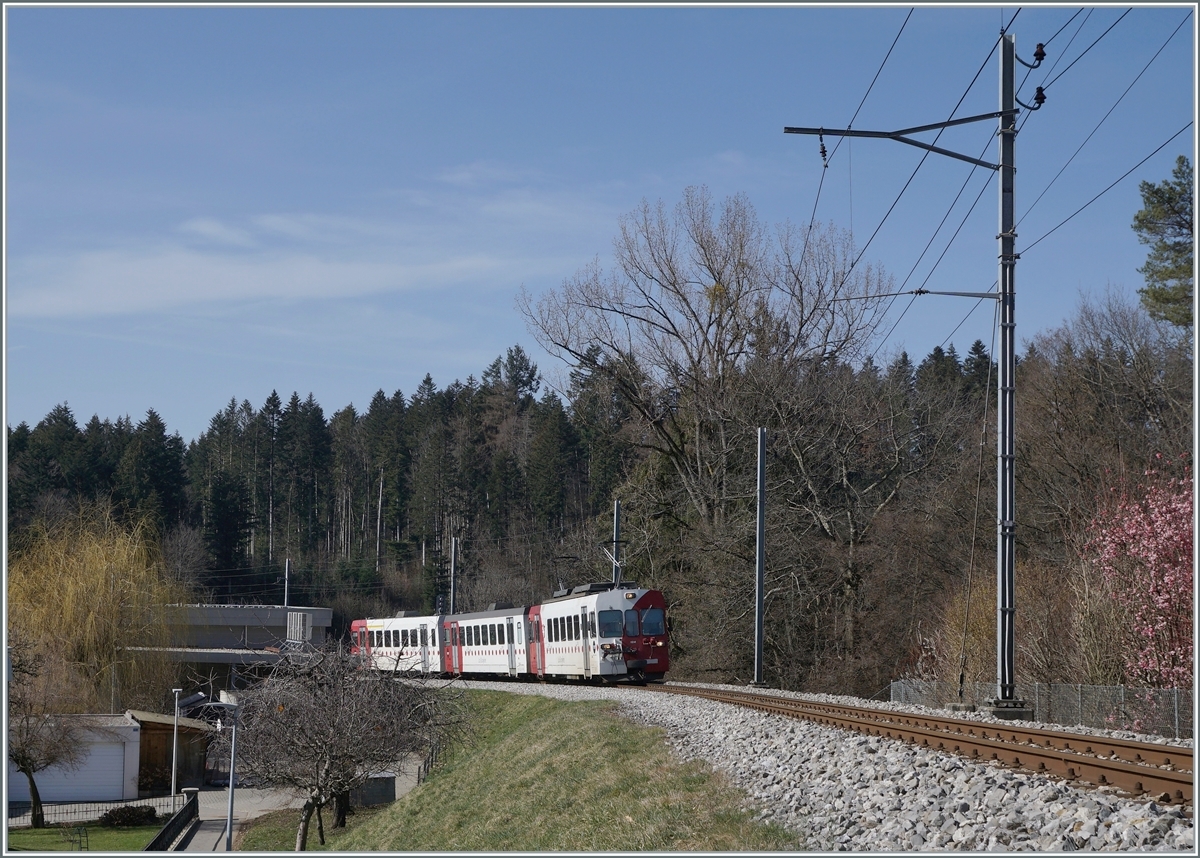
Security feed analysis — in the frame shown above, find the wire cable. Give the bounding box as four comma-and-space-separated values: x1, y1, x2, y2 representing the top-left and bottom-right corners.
1023, 121, 1193, 254
1042, 8, 1132, 91
955, 299, 999, 702
846, 8, 1019, 278
1043, 8, 1084, 47
1017, 11, 1192, 229
799, 8, 913, 263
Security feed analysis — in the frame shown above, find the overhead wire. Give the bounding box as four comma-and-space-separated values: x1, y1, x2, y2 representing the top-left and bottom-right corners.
1016, 10, 1192, 229
799, 8, 914, 263
875, 7, 1181, 362
1023, 121, 1194, 254
1042, 8, 1132, 91
924, 118, 1192, 353
846, 8, 1020, 287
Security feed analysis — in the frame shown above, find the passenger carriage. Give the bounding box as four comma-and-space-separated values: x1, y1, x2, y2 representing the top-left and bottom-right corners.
351, 582, 668, 683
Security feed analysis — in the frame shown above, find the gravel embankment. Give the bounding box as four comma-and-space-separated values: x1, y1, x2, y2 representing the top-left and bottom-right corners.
459, 680, 1194, 852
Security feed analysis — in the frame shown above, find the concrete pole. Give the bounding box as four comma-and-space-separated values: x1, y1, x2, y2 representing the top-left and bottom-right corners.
754, 428, 766, 686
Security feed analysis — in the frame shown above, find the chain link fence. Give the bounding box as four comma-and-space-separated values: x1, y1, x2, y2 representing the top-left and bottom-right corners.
890, 680, 1193, 739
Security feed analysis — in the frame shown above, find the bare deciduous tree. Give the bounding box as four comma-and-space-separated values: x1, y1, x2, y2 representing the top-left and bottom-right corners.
223, 644, 464, 851
6, 634, 89, 828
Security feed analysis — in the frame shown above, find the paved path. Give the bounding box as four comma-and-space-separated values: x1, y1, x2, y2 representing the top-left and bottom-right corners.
176, 786, 306, 852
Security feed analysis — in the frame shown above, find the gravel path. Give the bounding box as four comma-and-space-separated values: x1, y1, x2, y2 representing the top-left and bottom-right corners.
458, 680, 1194, 852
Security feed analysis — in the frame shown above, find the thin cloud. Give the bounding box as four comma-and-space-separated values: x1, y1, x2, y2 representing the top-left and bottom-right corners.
7, 245, 509, 318
178, 217, 258, 247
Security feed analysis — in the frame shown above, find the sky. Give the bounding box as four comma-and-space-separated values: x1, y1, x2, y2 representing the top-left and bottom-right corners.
4, 3, 1195, 445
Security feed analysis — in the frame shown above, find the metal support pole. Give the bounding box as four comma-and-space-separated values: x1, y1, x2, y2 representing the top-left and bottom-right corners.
612, 500, 621, 587
753, 428, 766, 686
171, 688, 182, 813
995, 32, 1019, 706
225, 712, 238, 851
284, 558, 289, 608
449, 537, 457, 614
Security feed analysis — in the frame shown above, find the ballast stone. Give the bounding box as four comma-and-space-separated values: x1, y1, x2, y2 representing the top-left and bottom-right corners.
457, 680, 1193, 851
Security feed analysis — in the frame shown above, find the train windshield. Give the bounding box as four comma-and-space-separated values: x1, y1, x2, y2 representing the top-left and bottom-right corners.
640, 608, 665, 635
598, 610, 623, 638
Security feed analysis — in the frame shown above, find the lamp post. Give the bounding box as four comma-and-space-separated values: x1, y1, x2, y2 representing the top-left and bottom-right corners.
171, 688, 182, 812
207, 701, 239, 852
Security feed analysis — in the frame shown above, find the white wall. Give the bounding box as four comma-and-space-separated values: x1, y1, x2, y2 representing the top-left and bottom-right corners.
7, 716, 140, 802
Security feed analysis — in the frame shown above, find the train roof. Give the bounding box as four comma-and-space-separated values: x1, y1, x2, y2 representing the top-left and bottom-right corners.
540, 581, 641, 604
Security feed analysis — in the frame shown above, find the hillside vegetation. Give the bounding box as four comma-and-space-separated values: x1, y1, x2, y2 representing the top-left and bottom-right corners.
238, 689, 803, 852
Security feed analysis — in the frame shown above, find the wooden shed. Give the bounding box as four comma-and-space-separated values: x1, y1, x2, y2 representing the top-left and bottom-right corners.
126, 710, 215, 794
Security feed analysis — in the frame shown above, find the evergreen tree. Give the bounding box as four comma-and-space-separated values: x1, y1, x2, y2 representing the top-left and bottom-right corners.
1132, 155, 1193, 327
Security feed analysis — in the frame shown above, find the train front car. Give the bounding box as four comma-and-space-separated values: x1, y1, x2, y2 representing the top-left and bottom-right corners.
611, 586, 669, 682
534, 583, 669, 683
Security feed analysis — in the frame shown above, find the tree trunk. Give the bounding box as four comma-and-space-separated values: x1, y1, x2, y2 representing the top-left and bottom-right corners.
295, 800, 316, 851
315, 801, 326, 845
23, 770, 45, 829
334, 790, 351, 828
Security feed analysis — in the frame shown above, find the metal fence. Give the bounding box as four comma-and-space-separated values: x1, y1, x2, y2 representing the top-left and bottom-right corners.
890, 680, 1194, 739
7, 794, 178, 829
143, 790, 198, 851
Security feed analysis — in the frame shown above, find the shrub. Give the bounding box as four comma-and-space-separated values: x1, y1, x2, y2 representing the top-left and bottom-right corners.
98, 805, 158, 827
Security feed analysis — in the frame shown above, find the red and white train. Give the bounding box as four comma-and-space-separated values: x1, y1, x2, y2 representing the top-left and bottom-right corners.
350, 582, 668, 683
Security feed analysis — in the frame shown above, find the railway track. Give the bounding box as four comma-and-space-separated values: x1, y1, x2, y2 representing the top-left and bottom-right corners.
640, 684, 1193, 804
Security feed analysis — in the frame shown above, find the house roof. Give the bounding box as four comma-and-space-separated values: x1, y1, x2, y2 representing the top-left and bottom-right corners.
126, 710, 216, 733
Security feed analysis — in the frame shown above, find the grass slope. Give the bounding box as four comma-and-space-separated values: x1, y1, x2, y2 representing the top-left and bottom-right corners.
240, 689, 804, 851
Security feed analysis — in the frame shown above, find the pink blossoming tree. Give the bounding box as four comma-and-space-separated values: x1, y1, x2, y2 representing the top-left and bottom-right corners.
1086, 459, 1193, 688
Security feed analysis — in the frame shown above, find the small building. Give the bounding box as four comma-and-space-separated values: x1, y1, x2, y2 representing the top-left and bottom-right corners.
6, 714, 141, 802
126, 710, 215, 795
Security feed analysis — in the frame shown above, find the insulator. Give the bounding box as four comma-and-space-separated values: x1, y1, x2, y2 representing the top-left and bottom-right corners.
1034, 43, 1046, 63
819, 141, 828, 161
1034, 86, 1046, 107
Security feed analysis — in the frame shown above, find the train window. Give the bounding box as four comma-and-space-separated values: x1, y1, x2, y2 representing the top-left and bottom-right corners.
589, 612, 596, 636
386, 630, 393, 648
420, 628, 428, 647
641, 608, 665, 635
472, 626, 478, 647
498, 624, 505, 645
572, 615, 580, 641
624, 609, 639, 637
548, 618, 556, 643
489, 624, 497, 646
598, 611, 623, 638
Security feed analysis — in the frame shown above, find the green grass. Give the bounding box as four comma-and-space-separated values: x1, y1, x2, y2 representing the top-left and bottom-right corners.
6, 823, 162, 851
239, 689, 805, 851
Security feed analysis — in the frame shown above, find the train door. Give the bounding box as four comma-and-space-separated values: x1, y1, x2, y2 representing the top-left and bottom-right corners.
529, 607, 544, 677
580, 606, 592, 679
419, 623, 429, 672
506, 617, 517, 676
448, 621, 460, 674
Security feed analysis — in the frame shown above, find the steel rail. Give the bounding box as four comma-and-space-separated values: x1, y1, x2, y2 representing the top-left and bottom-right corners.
642, 685, 1193, 804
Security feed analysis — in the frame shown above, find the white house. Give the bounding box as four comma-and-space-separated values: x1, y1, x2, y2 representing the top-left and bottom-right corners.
7, 713, 141, 802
